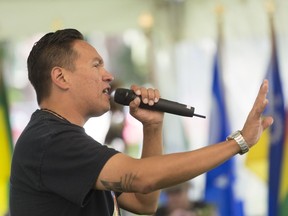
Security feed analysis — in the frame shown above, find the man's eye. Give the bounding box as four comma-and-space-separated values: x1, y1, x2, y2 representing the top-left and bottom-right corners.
94, 62, 102, 67
94, 60, 103, 68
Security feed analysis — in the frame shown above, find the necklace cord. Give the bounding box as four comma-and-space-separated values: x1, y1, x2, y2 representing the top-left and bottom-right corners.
41, 108, 70, 123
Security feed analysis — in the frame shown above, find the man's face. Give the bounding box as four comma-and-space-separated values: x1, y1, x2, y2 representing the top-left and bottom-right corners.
68, 40, 114, 118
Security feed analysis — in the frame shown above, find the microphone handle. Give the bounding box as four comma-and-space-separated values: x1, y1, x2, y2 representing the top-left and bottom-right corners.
139, 98, 195, 117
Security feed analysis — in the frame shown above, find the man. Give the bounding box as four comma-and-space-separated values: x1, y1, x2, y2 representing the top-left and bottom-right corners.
9, 28, 273, 216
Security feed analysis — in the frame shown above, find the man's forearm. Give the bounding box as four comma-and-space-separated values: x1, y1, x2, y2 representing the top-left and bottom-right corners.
133, 123, 163, 211
141, 122, 163, 158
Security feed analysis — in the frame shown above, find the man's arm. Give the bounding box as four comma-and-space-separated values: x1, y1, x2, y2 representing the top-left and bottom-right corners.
117, 86, 164, 213
95, 80, 273, 215
115, 121, 163, 214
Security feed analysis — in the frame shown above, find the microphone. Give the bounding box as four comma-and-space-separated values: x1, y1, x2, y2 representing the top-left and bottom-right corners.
113, 88, 206, 118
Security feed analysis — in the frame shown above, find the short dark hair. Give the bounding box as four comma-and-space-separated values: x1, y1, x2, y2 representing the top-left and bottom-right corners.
27, 28, 84, 104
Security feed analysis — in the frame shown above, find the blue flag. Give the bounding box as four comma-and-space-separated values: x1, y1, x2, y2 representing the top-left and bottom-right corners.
204, 37, 244, 216
266, 15, 286, 216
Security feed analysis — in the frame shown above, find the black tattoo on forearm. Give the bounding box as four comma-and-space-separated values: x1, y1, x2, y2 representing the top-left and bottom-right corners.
101, 173, 137, 192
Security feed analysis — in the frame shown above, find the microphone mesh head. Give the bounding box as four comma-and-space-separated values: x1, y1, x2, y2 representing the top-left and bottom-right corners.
113, 88, 136, 105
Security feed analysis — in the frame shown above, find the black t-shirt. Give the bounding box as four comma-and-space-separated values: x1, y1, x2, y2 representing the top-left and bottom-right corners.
10, 110, 120, 216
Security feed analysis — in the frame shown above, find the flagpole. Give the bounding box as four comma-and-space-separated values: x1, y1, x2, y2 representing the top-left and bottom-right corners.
265, 0, 276, 57
214, 4, 224, 48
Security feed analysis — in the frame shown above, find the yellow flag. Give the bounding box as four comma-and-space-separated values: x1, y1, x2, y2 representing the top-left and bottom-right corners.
0, 66, 13, 216
245, 129, 269, 181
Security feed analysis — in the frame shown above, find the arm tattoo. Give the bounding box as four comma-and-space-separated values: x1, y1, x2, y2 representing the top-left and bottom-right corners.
101, 173, 137, 192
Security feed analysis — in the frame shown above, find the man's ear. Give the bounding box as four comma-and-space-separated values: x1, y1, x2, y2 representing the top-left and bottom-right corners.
51, 67, 69, 90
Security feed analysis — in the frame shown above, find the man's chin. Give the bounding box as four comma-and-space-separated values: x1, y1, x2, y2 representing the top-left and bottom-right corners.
91, 106, 111, 117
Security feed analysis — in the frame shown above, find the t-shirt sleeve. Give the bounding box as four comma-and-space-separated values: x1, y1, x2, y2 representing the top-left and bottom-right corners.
41, 125, 119, 206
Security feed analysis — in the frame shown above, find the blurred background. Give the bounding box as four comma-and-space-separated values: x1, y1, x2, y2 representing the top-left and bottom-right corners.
0, 0, 287, 216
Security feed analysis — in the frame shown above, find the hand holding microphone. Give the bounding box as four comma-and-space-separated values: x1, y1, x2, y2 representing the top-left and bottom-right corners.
113, 88, 206, 118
